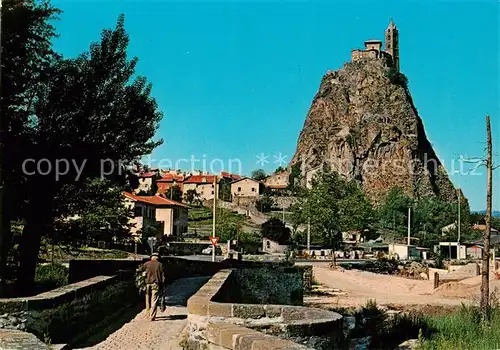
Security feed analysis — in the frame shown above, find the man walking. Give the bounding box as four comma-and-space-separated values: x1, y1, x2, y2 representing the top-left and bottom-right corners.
141, 252, 165, 321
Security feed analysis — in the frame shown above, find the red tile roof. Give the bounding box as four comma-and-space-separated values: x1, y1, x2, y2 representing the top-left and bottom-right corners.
157, 174, 184, 182
183, 175, 216, 184
221, 172, 241, 180
123, 192, 188, 207
139, 172, 156, 178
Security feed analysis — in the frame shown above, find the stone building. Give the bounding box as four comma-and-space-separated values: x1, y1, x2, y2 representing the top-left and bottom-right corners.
351, 20, 399, 72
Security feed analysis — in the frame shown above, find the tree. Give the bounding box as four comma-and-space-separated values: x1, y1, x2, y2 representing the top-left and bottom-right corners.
0, 0, 61, 293
184, 189, 200, 205
51, 179, 133, 245
256, 194, 274, 213
16, 15, 163, 293
164, 185, 182, 202
251, 169, 267, 181
293, 166, 374, 265
261, 218, 290, 245
376, 188, 412, 239
288, 162, 302, 193
218, 179, 231, 202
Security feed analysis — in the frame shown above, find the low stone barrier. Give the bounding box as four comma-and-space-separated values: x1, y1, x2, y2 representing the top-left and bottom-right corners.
0, 329, 49, 350
0, 272, 138, 345
185, 268, 343, 349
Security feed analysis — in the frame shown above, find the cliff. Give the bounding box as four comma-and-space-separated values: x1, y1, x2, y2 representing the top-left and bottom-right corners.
291, 59, 460, 204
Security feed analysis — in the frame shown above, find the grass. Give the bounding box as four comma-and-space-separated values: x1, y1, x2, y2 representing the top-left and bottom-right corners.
269, 211, 293, 223
419, 305, 500, 350
345, 299, 500, 350
188, 207, 247, 227
40, 245, 130, 262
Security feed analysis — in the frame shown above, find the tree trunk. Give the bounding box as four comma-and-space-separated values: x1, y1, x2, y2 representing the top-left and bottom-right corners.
0, 214, 12, 296
16, 190, 54, 296
480, 115, 493, 320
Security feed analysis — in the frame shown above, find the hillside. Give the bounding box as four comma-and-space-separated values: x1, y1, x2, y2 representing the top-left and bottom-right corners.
291, 58, 462, 204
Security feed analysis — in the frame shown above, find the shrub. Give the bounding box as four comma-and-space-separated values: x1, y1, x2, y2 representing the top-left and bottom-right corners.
35, 263, 69, 292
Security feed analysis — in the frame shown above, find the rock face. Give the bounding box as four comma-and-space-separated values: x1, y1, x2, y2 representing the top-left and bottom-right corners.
291, 59, 458, 203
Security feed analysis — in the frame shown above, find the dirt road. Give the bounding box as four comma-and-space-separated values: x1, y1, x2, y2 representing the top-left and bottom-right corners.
308, 264, 470, 309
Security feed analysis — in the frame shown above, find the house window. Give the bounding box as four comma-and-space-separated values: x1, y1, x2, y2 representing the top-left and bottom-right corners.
251, 188, 255, 192
266, 241, 270, 249
211, 191, 214, 195
238, 187, 241, 192
134, 206, 142, 217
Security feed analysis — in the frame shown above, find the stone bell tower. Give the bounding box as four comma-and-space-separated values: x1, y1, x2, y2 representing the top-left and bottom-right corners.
385, 19, 399, 72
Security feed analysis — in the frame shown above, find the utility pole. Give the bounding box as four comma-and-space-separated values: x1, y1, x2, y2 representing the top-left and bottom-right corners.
481, 115, 493, 320
407, 207, 411, 246
307, 218, 311, 253
457, 189, 461, 260
282, 205, 285, 223
212, 176, 217, 262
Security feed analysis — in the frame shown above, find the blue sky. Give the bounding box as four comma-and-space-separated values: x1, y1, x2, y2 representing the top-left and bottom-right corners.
51, 0, 499, 211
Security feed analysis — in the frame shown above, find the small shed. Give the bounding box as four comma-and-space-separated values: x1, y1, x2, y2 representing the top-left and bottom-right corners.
262, 237, 288, 254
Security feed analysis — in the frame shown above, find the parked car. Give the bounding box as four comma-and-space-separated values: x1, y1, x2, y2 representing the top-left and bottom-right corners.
202, 245, 222, 255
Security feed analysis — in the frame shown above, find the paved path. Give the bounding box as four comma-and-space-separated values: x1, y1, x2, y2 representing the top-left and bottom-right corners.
77, 276, 210, 350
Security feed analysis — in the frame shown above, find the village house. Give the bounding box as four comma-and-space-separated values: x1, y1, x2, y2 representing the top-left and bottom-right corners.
231, 177, 263, 206
264, 170, 289, 193
182, 175, 217, 202
124, 192, 188, 238
134, 171, 157, 194
156, 173, 184, 196
262, 237, 288, 254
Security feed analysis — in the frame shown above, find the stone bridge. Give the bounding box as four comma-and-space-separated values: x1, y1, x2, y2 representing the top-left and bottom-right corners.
0, 258, 341, 350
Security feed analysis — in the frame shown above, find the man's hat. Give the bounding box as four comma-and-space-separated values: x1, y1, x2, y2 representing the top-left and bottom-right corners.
151, 252, 159, 257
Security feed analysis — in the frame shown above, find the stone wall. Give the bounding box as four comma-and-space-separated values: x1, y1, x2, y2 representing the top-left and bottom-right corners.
214, 267, 303, 306
184, 269, 343, 349
0, 272, 138, 345
0, 330, 49, 350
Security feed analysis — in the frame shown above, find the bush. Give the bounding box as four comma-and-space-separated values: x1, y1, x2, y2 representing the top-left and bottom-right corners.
35, 263, 69, 292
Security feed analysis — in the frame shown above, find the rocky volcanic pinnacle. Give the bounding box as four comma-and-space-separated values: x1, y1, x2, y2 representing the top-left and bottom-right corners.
291, 59, 459, 203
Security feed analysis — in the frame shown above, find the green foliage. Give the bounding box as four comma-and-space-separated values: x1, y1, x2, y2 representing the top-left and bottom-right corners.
184, 189, 201, 205
288, 162, 302, 193
256, 194, 274, 213
188, 207, 212, 221
261, 218, 291, 244
216, 209, 246, 243
164, 185, 182, 202
274, 166, 285, 173
34, 263, 68, 293
292, 166, 374, 250
52, 179, 134, 245
139, 221, 162, 240
419, 305, 500, 350
251, 169, 267, 181
376, 187, 473, 248
5, 11, 164, 288
218, 180, 232, 202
